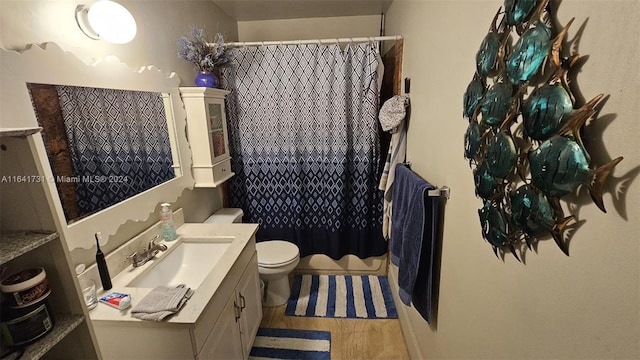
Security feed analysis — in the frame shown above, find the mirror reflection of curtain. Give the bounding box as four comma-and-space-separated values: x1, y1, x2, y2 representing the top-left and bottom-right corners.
223, 43, 386, 260
56, 86, 175, 216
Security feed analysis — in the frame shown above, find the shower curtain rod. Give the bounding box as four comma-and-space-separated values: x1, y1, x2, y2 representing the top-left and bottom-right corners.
219, 35, 402, 47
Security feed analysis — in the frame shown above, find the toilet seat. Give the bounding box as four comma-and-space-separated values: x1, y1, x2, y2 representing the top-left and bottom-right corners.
257, 240, 299, 268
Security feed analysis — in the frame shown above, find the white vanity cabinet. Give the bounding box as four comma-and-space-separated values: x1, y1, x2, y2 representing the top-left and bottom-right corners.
180, 87, 234, 187
198, 253, 262, 359
92, 228, 262, 360
198, 295, 243, 359
236, 257, 262, 357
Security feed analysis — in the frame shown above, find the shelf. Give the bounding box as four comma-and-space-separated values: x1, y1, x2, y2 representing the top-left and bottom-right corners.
21, 314, 85, 359
0, 231, 59, 266
0, 127, 42, 137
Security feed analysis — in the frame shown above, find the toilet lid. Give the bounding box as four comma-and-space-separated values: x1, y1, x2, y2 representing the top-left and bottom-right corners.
257, 240, 299, 268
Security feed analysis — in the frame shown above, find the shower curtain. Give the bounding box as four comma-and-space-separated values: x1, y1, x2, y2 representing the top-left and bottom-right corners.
56, 86, 175, 216
222, 43, 386, 260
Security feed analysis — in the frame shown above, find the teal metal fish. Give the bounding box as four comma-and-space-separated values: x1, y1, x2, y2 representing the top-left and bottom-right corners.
506, 21, 552, 83
478, 201, 521, 260
521, 54, 580, 141
510, 184, 574, 255
475, 9, 507, 78
528, 135, 623, 212
464, 121, 483, 162
506, 18, 574, 84
476, 32, 501, 78
474, 162, 502, 200
504, 0, 543, 26
522, 83, 573, 140
463, 75, 485, 119
521, 56, 579, 140
486, 131, 517, 178
478, 201, 509, 248
480, 82, 512, 127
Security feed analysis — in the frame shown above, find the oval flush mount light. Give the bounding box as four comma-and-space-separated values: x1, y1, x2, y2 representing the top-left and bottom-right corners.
75, 0, 137, 44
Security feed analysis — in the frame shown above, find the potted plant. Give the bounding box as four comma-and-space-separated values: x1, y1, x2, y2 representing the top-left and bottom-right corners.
177, 27, 236, 88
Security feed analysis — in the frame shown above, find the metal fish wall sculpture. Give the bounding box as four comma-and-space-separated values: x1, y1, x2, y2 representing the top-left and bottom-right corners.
462, 0, 624, 259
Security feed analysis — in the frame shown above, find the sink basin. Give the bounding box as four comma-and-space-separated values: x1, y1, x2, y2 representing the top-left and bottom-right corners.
127, 238, 233, 289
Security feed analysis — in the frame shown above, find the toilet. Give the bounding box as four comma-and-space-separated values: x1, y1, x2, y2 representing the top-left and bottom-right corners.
255, 240, 299, 306
204, 208, 300, 307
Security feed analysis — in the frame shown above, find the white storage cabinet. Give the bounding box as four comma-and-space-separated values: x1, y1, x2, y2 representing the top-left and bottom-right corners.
180, 87, 234, 187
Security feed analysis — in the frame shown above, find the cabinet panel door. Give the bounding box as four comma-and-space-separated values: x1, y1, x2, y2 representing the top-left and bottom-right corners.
198, 295, 243, 360
205, 101, 229, 163
237, 253, 263, 358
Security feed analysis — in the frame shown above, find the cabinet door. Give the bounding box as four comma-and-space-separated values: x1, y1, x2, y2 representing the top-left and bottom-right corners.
198, 295, 243, 360
205, 101, 229, 164
237, 254, 263, 358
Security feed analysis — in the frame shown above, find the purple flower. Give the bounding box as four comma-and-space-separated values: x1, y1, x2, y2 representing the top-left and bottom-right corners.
177, 27, 237, 72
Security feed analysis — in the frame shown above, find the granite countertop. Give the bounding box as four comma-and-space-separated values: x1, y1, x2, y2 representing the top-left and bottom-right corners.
88, 223, 258, 325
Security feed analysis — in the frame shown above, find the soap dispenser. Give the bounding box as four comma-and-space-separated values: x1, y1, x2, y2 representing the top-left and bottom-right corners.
160, 203, 177, 241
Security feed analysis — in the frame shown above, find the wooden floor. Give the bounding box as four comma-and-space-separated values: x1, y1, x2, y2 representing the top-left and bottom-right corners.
259, 303, 410, 360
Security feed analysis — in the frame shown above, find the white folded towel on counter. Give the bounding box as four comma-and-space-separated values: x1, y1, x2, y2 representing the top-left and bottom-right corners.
131, 285, 193, 321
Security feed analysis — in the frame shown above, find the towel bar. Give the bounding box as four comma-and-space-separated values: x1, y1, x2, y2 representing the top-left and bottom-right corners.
401, 162, 450, 199
427, 186, 450, 199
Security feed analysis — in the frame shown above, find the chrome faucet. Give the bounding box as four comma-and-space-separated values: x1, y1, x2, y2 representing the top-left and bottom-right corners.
127, 235, 168, 267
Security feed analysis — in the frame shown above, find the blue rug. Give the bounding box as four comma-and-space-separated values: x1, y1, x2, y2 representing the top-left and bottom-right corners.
249, 328, 331, 359
285, 274, 397, 319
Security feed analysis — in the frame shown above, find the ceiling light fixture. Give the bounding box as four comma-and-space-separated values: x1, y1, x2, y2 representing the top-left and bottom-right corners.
75, 0, 137, 44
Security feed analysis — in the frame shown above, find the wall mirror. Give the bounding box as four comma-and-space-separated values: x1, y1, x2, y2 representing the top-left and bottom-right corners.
28, 84, 179, 224
0, 43, 194, 250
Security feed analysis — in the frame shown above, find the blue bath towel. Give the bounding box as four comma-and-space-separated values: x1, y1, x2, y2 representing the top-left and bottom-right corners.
390, 164, 440, 323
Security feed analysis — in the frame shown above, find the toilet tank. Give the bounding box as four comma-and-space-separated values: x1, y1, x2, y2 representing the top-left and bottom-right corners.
203, 208, 244, 224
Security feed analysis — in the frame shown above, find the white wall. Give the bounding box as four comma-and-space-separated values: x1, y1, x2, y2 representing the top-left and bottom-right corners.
0, 0, 238, 85
238, 15, 382, 42
0, 0, 238, 265
385, 0, 640, 359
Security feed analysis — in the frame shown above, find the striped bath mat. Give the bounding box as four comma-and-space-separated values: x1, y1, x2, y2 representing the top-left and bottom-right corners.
249, 327, 331, 359
286, 274, 397, 319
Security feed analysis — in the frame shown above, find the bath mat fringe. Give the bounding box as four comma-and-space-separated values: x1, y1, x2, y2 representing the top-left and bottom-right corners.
249, 327, 331, 360
286, 274, 397, 319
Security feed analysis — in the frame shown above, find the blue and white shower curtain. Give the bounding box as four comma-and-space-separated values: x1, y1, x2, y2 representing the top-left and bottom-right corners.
222, 43, 386, 259
56, 86, 175, 217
